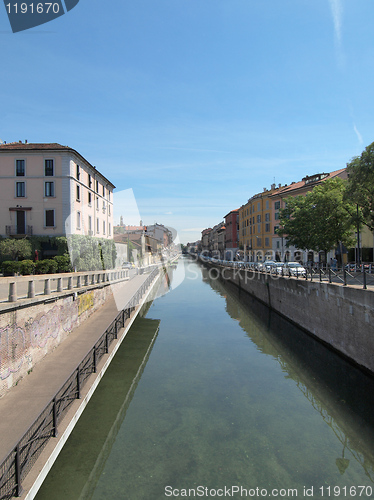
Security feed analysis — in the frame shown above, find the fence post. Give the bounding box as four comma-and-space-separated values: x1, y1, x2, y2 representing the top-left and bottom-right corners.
319, 268, 322, 282
15, 444, 23, 497
76, 367, 81, 399
105, 332, 109, 354
57, 277, 63, 293
9, 282, 17, 302
343, 266, 347, 286
28, 280, 35, 298
44, 279, 51, 295
53, 398, 58, 437
68, 277, 73, 290
329, 268, 332, 283
93, 346, 97, 373
76, 275, 81, 288
363, 268, 367, 290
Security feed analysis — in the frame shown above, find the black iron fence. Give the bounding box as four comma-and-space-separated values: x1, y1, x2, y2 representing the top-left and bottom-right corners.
200, 256, 374, 290
0, 268, 158, 500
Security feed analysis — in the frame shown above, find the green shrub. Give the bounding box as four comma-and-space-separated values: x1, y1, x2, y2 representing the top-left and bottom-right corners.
53, 254, 73, 273
35, 259, 58, 274
19, 260, 36, 275
48, 259, 58, 274
2, 261, 21, 276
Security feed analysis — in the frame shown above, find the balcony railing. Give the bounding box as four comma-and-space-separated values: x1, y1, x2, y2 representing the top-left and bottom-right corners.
5, 225, 33, 236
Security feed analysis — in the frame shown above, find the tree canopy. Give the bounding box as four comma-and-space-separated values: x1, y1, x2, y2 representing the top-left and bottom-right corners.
345, 141, 374, 231
278, 178, 356, 257
0, 238, 32, 261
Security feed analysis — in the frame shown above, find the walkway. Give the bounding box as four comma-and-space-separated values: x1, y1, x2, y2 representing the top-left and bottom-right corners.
0, 271, 159, 500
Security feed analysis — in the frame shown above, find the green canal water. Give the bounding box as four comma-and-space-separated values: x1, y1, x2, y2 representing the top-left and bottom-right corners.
35, 258, 374, 499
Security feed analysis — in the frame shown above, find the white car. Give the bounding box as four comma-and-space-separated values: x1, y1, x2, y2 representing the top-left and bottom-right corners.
283, 262, 307, 277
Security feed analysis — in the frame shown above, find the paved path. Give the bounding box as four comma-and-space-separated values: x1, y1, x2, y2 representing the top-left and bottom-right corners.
0, 273, 152, 465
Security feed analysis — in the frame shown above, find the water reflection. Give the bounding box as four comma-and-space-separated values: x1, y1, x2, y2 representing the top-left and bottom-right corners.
35, 316, 160, 500
202, 264, 374, 483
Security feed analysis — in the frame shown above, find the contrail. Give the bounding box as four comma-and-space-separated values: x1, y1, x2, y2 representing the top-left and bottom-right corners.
329, 0, 344, 69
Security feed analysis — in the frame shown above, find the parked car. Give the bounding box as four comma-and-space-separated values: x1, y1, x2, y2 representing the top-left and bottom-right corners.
264, 260, 277, 271
284, 262, 307, 277
122, 262, 133, 269
274, 263, 285, 275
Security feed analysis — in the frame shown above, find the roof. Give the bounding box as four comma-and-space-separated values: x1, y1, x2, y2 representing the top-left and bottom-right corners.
270, 168, 347, 198
0, 142, 116, 188
224, 208, 239, 219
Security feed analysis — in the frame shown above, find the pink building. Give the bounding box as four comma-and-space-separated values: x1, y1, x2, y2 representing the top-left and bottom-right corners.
0, 142, 115, 240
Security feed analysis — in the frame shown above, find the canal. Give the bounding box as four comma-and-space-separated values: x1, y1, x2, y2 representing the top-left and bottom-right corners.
35, 257, 374, 499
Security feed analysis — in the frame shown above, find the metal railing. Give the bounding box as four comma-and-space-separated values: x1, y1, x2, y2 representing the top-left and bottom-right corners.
5, 226, 33, 237
0, 268, 158, 500
199, 256, 374, 290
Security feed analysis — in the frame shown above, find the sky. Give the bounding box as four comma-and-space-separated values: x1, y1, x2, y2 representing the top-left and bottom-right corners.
1, 0, 374, 243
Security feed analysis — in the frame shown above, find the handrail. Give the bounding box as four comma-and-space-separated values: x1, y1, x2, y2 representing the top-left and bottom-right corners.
0, 268, 158, 500
198, 255, 374, 290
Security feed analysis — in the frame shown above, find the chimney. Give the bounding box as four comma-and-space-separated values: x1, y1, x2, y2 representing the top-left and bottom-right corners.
25, 140, 28, 144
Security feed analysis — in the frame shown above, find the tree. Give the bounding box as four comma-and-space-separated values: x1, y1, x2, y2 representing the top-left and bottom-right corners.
345, 141, 374, 231
0, 238, 32, 261
278, 178, 356, 260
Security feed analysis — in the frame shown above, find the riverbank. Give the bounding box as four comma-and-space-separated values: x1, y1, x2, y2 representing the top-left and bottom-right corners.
198, 256, 374, 375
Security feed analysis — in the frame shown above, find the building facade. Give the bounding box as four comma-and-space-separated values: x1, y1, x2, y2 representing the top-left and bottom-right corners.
0, 142, 115, 240
224, 209, 239, 260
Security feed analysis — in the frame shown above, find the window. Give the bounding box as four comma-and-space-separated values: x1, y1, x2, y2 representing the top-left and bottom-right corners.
274, 201, 281, 210
88, 216, 92, 233
45, 181, 54, 197
266, 200, 269, 209
108, 223, 111, 236
257, 215, 261, 223
45, 209, 55, 227
45, 159, 54, 176
265, 223, 270, 232
102, 185, 105, 197
265, 213, 270, 222
276, 241, 280, 249
265, 237, 270, 246
88, 192, 92, 206
96, 218, 100, 233
77, 211, 81, 229
257, 202, 260, 211
16, 160, 25, 176
96, 180, 99, 193
76, 164, 80, 180
76, 185, 80, 201
88, 174, 92, 188
102, 200, 106, 212
275, 212, 280, 220
256, 237, 262, 247
96, 197, 99, 210
16, 182, 25, 197
103, 221, 106, 234
274, 225, 279, 234
257, 224, 261, 233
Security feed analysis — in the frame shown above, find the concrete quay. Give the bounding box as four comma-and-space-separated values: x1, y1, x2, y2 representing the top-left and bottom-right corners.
0, 270, 160, 500
200, 257, 374, 376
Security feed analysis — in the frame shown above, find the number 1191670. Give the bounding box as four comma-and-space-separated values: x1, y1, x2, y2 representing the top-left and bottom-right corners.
5, 3, 60, 14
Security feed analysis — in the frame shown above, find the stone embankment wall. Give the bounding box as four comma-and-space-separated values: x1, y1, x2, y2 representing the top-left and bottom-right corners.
205, 263, 374, 374
0, 281, 120, 397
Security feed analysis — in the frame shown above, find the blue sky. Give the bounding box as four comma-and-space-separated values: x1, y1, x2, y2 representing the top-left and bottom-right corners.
1, 0, 374, 243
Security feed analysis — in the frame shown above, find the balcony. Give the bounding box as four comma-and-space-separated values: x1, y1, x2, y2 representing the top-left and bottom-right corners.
6, 225, 33, 237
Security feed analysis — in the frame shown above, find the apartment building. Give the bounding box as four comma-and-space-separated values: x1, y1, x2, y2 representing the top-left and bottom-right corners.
0, 142, 115, 240
270, 169, 347, 263
224, 209, 239, 260
239, 185, 280, 261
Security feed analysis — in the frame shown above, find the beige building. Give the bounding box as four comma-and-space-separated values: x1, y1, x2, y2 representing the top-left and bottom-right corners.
0, 142, 115, 240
